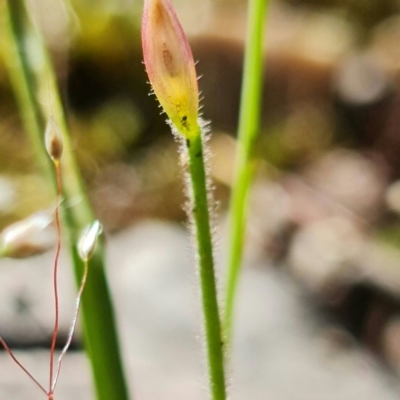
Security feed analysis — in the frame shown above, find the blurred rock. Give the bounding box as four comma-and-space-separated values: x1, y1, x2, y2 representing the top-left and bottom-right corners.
0, 174, 53, 232
246, 181, 291, 262
282, 175, 345, 225
357, 241, 400, 297
195, 6, 356, 136
372, 15, 400, 74
0, 249, 76, 345
280, 150, 388, 229
218, 178, 292, 265
208, 133, 236, 187
288, 216, 364, 296
383, 316, 400, 372
89, 139, 187, 231
0, 177, 17, 216
304, 149, 388, 222
334, 53, 391, 106
385, 180, 400, 215
281, 0, 399, 31
0, 351, 91, 400
332, 52, 395, 153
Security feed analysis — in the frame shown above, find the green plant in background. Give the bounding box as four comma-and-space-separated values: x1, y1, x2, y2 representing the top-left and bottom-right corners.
224, 0, 269, 349
142, 0, 227, 399
0, 1, 130, 399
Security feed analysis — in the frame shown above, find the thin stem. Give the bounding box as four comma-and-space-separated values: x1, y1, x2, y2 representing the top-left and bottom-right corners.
49, 160, 62, 390
52, 259, 89, 393
0, 337, 48, 396
185, 127, 226, 400
224, 0, 269, 348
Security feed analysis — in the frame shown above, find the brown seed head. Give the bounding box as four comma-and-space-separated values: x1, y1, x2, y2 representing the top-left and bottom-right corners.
45, 116, 64, 161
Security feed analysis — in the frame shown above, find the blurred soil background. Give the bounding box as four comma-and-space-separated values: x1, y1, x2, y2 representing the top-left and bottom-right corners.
2, 0, 400, 398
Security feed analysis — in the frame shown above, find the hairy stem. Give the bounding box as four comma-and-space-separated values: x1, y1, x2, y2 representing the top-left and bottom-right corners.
185, 127, 227, 400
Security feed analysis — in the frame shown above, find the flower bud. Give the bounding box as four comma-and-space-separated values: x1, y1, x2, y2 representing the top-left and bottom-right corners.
0, 211, 55, 258
45, 116, 63, 161
77, 220, 103, 262
142, 0, 199, 137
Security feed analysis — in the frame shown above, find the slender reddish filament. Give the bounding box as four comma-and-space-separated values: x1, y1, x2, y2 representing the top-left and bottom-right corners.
49, 160, 62, 392
51, 259, 89, 392
0, 336, 47, 396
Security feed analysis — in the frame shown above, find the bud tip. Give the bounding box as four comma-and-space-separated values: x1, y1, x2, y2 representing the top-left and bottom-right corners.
78, 220, 103, 262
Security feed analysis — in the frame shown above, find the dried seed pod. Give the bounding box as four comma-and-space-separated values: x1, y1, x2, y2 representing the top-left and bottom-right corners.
45, 116, 64, 161
77, 220, 103, 261
142, 0, 199, 137
0, 211, 55, 258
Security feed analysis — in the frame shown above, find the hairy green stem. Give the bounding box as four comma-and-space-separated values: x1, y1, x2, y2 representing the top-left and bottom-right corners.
2, 1, 130, 399
186, 128, 226, 400
224, 0, 269, 348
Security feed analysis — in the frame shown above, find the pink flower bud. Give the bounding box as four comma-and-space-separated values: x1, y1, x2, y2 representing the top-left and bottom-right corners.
142, 0, 199, 137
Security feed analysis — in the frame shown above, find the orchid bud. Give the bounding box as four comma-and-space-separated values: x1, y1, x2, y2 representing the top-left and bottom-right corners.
45, 116, 63, 161
0, 211, 55, 258
77, 220, 103, 262
142, 0, 199, 137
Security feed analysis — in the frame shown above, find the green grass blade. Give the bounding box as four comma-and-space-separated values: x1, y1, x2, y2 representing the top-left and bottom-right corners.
224, 0, 269, 348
